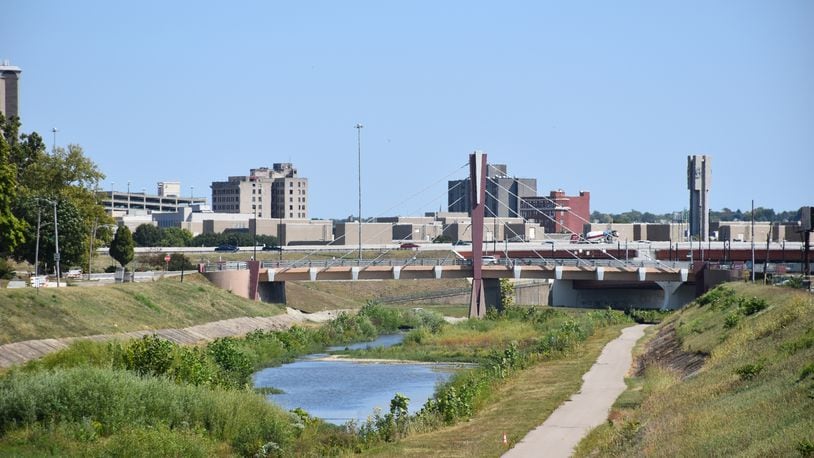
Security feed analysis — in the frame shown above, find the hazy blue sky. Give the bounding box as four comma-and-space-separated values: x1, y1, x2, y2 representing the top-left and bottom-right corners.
4, 1, 812, 219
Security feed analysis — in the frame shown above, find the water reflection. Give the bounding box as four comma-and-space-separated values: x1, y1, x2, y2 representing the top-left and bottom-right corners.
253, 334, 460, 424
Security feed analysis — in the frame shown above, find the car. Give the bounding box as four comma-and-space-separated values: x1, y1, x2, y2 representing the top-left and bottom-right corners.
452, 240, 471, 246
400, 242, 419, 249
261, 245, 282, 251
214, 244, 239, 252
481, 256, 498, 265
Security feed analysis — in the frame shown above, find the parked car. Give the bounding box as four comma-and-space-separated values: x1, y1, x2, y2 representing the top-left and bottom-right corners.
400, 242, 419, 249
261, 245, 282, 251
452, 240, 471, 246
214, 244, 239, 252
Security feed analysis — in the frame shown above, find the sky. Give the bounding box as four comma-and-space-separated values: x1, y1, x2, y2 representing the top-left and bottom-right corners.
3, 1, 813, 220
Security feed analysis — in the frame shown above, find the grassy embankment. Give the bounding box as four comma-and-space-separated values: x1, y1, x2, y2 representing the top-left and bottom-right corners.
0, 274, 284, 344
0, 304, 437, 456
0, 302, 635, 456
574, 283, 814, 457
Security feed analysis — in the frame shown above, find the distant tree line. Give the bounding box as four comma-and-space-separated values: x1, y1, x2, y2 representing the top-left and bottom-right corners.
591, 207, 803, 225
132, 224, 278, 248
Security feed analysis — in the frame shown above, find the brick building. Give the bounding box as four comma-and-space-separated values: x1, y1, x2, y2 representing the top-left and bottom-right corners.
520, 190, 590, 235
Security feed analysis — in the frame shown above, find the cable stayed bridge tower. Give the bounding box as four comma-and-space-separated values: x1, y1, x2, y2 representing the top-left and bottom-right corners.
469, 152, 488, 318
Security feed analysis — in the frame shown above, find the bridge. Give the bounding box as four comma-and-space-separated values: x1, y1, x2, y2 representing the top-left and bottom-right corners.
202, 153, 699, 316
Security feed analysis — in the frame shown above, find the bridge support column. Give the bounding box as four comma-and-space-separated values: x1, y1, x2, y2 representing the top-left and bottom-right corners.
656, 281, 684, 310
248, 261, 260, 301
258, 281, 287, 304
484, 278, 503, 312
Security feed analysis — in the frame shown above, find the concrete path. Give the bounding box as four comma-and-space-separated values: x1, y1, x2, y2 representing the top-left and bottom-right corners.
0, 308, 350, 369
504, 324, 649, 458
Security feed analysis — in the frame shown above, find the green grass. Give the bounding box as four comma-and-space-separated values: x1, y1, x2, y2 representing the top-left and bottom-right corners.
0, 274, 284, 344
362, 325, 630, 457
0, 366, 293, 456
575, 283, 814, 457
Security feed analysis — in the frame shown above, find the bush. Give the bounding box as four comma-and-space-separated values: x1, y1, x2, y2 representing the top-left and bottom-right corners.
207, 338, 254, 389
0, 258, 14, 280
117, 335, 176, 377
627, 309, 671, 324
738, 296, 769, 316
735, 363, 764, 381
724, 313, 740, 329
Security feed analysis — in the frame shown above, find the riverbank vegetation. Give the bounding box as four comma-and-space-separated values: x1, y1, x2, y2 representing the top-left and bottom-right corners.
0, 302, 635, 456
574, 283, 814, 457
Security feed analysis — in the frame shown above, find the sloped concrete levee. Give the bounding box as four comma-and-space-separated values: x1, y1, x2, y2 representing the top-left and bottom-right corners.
0, 308, 348, 369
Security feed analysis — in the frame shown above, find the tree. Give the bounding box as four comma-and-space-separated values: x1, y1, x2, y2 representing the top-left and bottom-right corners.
109, 225, 134, 276
159, 227, 193, 247
133, 224, 162, 247
168, 253, 194, 271
0, 115, 25, 254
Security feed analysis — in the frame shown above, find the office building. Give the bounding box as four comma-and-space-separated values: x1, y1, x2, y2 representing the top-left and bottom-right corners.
211, 163, 308, 219
520, 190, 590, 235
0, 61, 21, 119
687, 155, 711, 241
448, 163, 537, 217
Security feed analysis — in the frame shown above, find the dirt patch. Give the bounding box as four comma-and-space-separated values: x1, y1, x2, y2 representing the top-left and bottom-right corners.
635, 322, 707, 379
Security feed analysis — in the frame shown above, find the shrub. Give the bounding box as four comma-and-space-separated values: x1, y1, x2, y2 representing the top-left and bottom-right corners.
735, 363, 764, 381
117, 335, 176, 377
0, 258, 14, 280
627, 309, 671, 324
207, 338, 253, 389
724, 313, 740, 329
738, 296, 769, 316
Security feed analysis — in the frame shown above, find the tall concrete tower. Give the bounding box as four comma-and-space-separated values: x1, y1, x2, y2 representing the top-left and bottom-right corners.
0, 61, 21, 119
687, 155, 711, 241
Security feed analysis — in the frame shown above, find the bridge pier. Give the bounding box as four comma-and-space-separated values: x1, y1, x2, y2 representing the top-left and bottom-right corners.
258, 281, 287, 304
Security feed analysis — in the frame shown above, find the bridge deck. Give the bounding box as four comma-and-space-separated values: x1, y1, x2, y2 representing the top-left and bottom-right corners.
263, 264, 692, 283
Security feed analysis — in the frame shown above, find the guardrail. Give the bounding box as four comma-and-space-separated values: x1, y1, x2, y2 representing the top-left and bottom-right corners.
201, 258, 690, 272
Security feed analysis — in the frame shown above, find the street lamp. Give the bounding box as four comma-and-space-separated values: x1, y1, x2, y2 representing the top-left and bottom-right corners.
51, 128, 58, 154
34, 198, 60, 288
127, 181, 131, 212
355, 123, 363, 262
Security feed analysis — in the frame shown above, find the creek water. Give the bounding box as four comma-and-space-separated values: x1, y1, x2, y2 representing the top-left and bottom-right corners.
253, 334, 460, 425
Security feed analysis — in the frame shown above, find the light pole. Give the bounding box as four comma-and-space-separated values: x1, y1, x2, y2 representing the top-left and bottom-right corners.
355, 123, 363, 262
52, 200, 61, 287
51, 128, 58, 154
34, 207, 42, 291
36, 198, 60, 287
127, 181, 131, 212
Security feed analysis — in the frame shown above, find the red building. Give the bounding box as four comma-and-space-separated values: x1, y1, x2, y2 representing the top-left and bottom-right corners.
520, 190, 590, 235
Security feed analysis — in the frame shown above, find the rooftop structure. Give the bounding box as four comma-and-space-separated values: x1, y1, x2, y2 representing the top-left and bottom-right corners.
0, 60, 22, 119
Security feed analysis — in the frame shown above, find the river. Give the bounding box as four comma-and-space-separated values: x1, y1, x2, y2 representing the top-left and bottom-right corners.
253, 334, 461, 425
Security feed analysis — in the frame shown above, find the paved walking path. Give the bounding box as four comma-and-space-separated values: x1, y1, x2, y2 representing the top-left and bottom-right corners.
504, 324, 649, 458
0, 308, 349, 369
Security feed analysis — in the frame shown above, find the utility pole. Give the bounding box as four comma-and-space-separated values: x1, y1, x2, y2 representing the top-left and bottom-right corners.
53, 200, 61, 288
34, 208, 41, 292
751, 199, 755, 283
355, 123, 363, 263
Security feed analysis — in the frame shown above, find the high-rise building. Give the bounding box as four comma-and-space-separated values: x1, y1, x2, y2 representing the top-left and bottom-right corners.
520, 190, 590, 235
0, 61, 22, 119
211, 163, 308, 219
687, 155, 711, 241
448, 164, 536, 217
